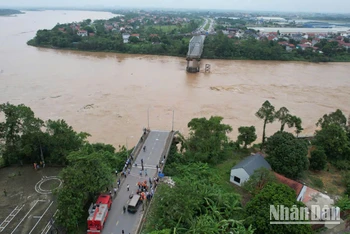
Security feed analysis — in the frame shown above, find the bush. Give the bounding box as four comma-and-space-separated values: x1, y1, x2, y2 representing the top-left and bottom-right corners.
309, 148, 327, 171
332, 160, 350, 170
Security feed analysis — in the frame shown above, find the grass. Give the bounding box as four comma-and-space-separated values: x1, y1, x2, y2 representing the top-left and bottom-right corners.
301, 164, 346, 196
215, 149, 252, 205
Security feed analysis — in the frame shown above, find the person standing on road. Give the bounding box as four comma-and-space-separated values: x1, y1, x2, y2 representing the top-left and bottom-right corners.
127, 184, 130, 191
139, 170, 142, 177
117, 179, 120, 188
3, 189, 7, 197
114, 187, 117, 197
123, 206, 126, 213
145, 168, 148, 176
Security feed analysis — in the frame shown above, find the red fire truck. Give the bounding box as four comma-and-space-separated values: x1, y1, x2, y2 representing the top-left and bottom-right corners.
87, 194, 113, 233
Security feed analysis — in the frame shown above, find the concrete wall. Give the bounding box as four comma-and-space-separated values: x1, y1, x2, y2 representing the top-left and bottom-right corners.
230, 168, 250, 186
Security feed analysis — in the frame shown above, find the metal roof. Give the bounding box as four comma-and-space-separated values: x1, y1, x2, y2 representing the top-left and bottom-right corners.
232, 153, 271, 176
87, 204, 108, 222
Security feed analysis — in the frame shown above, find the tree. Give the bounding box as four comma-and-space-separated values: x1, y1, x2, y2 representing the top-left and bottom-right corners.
244, 183, 312, 234
289, 115, 303, 136
242, 167, 277, 196
144, 163, 253, 233
275, 107, 303, 135
255, 101, 275, 149
237, 126, 257, 149
313, 123, 350, 161
309, 148, 327, 171
316, 109, 347, 129
129, 36, 139, 43
180, 116, 233, 164
266, 131, 309, 179
56, 148, 116, 232
45, 119, 90, 165
0, 102, 44, 165
275, 107, 290, 131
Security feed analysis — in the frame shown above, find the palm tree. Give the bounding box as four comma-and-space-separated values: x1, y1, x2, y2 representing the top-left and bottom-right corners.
255, 100, 275, 149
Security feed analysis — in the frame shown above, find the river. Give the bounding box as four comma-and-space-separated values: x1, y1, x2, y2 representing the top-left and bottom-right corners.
1, 10, 350, 147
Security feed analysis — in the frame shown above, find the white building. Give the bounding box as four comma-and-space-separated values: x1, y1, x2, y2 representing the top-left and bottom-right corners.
122, 33, 130, 43
77, 30, 88, 37
230, 153, 271, 186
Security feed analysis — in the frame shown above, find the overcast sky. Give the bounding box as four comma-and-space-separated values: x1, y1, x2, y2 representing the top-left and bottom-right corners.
1, 0, 350, 13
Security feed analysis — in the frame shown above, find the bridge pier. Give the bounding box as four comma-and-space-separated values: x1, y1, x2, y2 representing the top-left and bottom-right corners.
186, 59, 200, 73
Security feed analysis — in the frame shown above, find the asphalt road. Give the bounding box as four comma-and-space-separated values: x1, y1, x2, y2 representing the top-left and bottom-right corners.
102, 130, 171, 234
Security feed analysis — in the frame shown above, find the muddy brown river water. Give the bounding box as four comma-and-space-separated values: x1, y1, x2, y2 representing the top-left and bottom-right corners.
1, 10, 350, 147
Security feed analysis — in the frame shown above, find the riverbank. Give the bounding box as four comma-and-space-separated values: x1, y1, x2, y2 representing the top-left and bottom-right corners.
0, 9, 24, 16
27, 39, 350, 63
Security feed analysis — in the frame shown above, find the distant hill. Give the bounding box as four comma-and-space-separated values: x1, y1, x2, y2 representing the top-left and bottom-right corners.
0, 9, 24, 16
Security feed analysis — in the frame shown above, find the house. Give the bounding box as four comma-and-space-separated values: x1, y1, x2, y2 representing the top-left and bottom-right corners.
122, 33, 130, 43
296, 44, 311, 50
130, 34, 140, 39
230, 153, 271, 186
275, 173, 344, 231
77, 30, 88, 37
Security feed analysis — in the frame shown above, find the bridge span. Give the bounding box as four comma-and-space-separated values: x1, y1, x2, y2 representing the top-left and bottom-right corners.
186, 35, 206, 73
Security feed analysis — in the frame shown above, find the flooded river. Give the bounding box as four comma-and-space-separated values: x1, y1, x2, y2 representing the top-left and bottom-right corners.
1, 10, 350, 147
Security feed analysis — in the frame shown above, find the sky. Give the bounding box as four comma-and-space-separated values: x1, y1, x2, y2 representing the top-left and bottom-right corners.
1, 0, 350, 13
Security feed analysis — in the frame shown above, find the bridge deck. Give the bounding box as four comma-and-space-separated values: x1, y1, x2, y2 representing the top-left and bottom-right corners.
102, 130, 172, 234
187, 35, 205, 59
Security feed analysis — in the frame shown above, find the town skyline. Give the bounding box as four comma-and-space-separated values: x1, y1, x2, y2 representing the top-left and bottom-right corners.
1, 0, 350, 14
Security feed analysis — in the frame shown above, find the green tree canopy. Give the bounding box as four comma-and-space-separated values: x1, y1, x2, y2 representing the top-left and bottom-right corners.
242, 167, 277, 196
316, 109, 347, 129
237, 126, 257, 149
180, 116, 233, 164
0, 102, 44, 165
244, 183, 312, 234
309, 147, 327, 171
56, 147, 118, 232
313, 123, 350, 161
266, 131, 309, 179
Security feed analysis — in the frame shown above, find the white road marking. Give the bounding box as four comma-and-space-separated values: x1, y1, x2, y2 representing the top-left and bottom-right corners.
10, 200, 39, 234
0, 204, 25, 233
33, 216, 41, 219
116, 220, 119, 226
40, 209, 58, 234
29, 201, 54, 234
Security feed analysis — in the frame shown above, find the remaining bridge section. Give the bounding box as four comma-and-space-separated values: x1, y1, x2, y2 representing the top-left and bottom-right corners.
186, 35, 206, 73
187, 35, 205, 59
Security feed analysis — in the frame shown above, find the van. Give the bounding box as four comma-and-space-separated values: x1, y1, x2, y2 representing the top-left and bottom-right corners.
127, 194, 141, 213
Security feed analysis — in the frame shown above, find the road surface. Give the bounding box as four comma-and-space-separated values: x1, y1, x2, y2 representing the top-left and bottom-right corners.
102, 130, 171, 234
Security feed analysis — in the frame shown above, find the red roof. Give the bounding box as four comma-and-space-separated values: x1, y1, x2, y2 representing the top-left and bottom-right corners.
267, 36, 276, 41
131, 34, 139, 37
274, 172, 303, 197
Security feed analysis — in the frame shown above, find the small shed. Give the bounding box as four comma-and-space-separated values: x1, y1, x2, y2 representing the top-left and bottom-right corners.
230, 153, 271, 186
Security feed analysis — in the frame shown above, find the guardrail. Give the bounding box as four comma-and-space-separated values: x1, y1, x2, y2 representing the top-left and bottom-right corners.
136, 130, 177, 234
